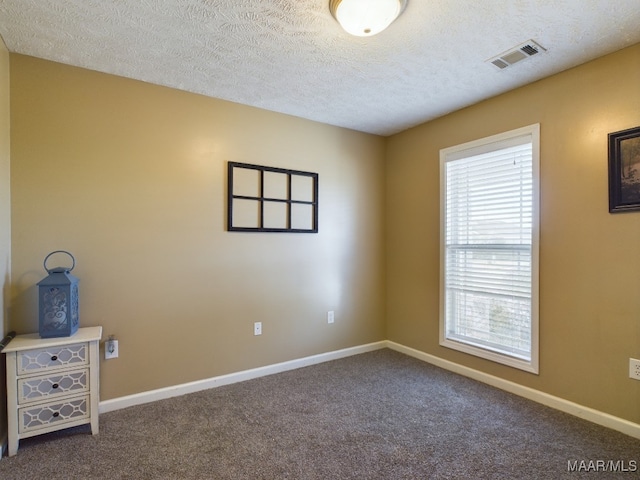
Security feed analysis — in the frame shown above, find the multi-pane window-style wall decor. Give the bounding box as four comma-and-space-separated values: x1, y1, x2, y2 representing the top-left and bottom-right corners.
227, 162, 318, 233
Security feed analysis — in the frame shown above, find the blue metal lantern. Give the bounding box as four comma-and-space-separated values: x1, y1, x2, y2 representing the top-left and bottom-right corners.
37, 250, 80, 338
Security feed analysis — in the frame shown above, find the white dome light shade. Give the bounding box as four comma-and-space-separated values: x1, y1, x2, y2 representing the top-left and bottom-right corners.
330, 0, 407, 37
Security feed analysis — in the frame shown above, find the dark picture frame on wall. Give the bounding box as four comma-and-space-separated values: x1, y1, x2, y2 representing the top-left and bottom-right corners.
608, 126, 640, 213
227, 162, 319, 233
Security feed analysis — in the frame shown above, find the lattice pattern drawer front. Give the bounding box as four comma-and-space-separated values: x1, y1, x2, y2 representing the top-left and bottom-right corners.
17, 343, 88, 375
19, 395, 89, 433
18, 368, 89, 404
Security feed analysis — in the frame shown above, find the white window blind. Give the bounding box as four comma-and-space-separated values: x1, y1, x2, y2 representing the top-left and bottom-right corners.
440, 125, 539, 373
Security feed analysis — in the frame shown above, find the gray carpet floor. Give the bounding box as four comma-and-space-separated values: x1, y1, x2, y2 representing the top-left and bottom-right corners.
1, 349, 639, 479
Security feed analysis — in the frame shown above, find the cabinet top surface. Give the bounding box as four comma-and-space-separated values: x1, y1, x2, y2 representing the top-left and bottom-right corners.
1, 326, 103, 353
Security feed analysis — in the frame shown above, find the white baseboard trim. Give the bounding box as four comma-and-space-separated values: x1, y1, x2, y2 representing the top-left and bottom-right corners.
99, 341, 387, 414
386, 341, 640, 440
98, 339, 640, 440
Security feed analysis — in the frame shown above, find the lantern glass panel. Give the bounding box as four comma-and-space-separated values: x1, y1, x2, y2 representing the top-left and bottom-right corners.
38, 270, 80, 338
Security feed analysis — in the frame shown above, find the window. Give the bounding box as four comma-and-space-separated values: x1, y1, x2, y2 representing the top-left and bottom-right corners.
439, 124, 539, 373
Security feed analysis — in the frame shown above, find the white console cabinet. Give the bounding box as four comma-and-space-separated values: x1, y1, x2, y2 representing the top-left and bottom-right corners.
3, 326, 102, 456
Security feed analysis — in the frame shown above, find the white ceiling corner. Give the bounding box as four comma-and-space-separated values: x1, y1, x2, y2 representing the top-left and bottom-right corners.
0, 0, 639, 136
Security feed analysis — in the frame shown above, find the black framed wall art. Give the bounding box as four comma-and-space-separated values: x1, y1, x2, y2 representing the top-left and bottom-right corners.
227, 162, 318, 233
608, 126, 640, 213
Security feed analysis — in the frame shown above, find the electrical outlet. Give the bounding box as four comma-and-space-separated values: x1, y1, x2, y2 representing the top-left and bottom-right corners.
327, 311, 335, 324
254, 322, 262, 336
105, 339, 119, 359
630, 358, 640, 381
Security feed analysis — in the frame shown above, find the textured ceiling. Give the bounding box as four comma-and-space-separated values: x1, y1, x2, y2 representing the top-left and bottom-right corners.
0, 0, 639, 136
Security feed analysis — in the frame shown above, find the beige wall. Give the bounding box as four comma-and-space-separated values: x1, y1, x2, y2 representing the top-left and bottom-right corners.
9, 54, 386, 400
386, 44, 640, 423
6, 44, 640, 426
0, 36, 10, 445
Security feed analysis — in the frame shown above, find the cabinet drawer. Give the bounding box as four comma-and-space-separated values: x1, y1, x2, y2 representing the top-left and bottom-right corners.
16, 343, 88, 375
18, 368, 89, 404
19, 395, 90, 434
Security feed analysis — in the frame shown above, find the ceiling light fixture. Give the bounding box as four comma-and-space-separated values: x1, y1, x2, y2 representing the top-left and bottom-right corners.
330, 0, 407, 37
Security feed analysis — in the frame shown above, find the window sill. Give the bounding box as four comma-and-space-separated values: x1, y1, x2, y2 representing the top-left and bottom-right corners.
440, 337, 539, 374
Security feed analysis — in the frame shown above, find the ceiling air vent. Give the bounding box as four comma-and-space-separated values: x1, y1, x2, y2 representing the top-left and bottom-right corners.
488, 40, 546, 70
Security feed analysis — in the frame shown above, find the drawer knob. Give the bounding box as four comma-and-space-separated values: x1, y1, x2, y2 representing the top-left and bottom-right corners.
51, 355, 58, 361
52, 412, 60, 418
52, 383, 59, 389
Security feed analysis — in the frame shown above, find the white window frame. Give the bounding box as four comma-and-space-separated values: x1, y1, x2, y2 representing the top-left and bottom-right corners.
439, 124, 540, 374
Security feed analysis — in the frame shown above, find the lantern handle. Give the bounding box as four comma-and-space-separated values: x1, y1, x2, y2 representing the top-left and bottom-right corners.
43, 250, 76, 274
